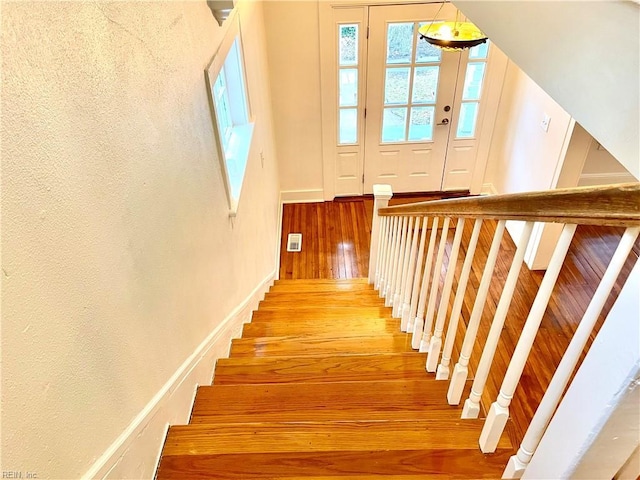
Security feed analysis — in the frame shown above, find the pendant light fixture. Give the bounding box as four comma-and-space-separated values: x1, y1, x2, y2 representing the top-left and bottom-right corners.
418, 3, 488, 51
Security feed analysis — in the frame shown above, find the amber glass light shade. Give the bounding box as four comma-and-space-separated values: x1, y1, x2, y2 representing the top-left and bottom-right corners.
418, 21, 487, 51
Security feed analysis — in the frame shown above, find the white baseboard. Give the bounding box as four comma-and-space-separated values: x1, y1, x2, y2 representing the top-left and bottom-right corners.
280, 189, 324, 204
480, 182, 499, 195
275, 192, 283, 280
82, 269, 276, 480
578, 172, 637, 186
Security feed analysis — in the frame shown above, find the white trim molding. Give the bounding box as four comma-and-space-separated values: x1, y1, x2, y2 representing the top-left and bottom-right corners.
578, 172, 637, 187
280, 189, 325, 204
82, 270, 276, 480
480, 182, 499, 196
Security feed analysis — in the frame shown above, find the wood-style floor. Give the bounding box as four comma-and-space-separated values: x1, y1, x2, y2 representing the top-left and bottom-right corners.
279, 196, 640, 443
279, 193, 465, 279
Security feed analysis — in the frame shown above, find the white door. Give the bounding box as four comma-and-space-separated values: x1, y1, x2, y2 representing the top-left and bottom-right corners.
319, 3, 497, 197
364, 3, 460, 193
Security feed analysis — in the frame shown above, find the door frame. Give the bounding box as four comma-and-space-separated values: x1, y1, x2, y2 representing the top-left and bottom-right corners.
319, 0, 509, 200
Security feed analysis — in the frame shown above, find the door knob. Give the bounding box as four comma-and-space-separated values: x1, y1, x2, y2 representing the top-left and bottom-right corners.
437, 118, 450, 126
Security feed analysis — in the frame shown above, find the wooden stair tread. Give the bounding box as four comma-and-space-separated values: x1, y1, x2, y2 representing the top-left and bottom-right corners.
258, 296, 385, 309
191, 379, 470, 423
161, 419, 513, 455
251, 306, 392, 321
274, 278, 370, 285
269, 282, 376, 293
156, 449, 514, 479
214, 353, 429, 385
242, 318, 399, 338
156, 420, 513, 479
265, 290, 379, 300
229, 334, 414, 357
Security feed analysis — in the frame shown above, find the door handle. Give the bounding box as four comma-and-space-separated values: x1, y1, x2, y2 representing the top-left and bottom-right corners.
437, 118, 450, 126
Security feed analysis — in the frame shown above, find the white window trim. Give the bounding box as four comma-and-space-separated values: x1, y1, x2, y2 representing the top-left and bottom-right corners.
205, 9, 254, 216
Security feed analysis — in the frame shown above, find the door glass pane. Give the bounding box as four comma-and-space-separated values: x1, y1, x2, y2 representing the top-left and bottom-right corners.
416, 23, 442, 63
382, 108, 407, 142
384, 68, 410, 105
339, 24, 358, 66
462, 62, 486, 101
386, 23, 414, 64
469, 41, 489, 60
457, 102, 479, 138
412, 66, 439, 104
408, 106, 434, 141
339, 108, 358, 144
339, 69, 358, 107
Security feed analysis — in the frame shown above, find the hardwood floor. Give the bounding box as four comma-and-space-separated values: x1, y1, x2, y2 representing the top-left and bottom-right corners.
278, 196, 640, 443
279, 193, 465, 279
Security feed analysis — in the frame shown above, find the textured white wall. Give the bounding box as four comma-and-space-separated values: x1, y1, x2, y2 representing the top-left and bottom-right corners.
1, 1, 279, 478
454, 0, 640, 179
263, 0, 324, 195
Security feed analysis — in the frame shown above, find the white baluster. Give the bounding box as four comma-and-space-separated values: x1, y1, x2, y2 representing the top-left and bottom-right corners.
380, 216, 396, 298
437, 218, 483, 380
462, 221, 535, 418
392, 217, 409, 316
407, 217, 429, 333
427, 218, 466, 371
384, 216, 400, 304
387, 216, 405, 307
479, 223, 578, 454
503, 225, 640, 479
391, 217, 408, 318
420, 216, 451, 353
369, 185, 393, 284
375, 216, 389, 291
378, 216, 392, 297
448, 220, 506, 405
401, 217, 420, 331
412, 217, 440, 349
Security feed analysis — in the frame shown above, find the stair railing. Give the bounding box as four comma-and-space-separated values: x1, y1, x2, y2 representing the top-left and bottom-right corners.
368, 183, 640, 479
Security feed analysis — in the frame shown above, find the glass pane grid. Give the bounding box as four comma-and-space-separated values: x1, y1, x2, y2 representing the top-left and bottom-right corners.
381, 21, 441, 143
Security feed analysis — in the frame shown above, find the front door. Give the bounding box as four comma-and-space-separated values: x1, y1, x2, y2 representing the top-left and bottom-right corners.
320, 2, 497, 197
364, 3, 460, 193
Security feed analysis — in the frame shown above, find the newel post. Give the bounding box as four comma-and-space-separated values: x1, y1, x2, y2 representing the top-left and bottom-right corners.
368, 184, 393, 284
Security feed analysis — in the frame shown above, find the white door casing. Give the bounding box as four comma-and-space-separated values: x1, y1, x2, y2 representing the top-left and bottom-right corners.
319, 1, 508, 199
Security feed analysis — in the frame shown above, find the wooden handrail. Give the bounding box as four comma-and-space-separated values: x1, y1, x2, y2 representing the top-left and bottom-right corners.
379, 183, 640, 227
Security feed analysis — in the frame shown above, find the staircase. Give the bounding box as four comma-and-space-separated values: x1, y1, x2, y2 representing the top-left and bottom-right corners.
155, 278, 515, 479
156, 183, 639, 479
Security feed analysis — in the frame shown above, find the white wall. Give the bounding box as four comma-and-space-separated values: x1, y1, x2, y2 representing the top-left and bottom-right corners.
263, 0, 325, 201
1, 1, 280, 478
484, 61, 573, 196
454, 0, 640, 180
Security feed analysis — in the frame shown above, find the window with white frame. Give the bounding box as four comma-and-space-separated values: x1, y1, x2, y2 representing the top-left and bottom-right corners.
206, 15, 253, 215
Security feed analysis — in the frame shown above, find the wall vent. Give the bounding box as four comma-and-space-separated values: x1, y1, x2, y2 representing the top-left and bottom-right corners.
287, 233, 302, 252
